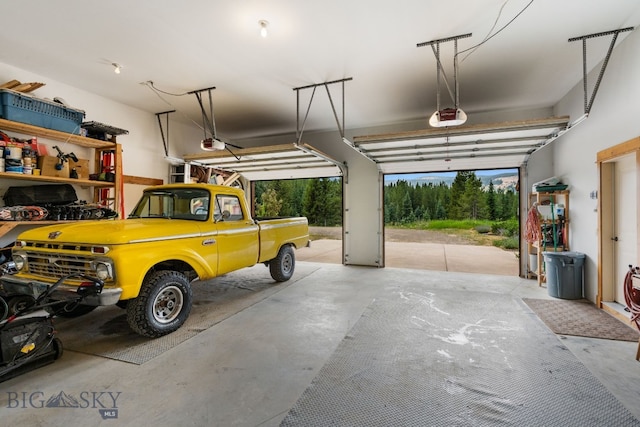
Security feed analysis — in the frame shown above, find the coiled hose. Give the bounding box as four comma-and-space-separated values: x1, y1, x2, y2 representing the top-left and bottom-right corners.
624, 265, 640, 325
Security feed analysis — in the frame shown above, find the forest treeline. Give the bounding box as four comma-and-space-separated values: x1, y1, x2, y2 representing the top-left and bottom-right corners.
253, 171, 518, 227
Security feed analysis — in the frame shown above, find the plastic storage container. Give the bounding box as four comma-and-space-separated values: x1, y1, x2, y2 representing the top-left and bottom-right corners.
0, 89, 85, 134
542, 251, 585, 299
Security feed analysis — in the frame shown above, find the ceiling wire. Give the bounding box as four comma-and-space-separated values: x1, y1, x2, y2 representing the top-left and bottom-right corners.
143, 81, 243, 156
147, 81, 191, 97
142, 81, 207, 132
457, 0, 535, 62
460, 0, 510, 63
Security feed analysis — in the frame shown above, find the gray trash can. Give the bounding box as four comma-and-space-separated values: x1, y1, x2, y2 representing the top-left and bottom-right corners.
542, 251, 585, 299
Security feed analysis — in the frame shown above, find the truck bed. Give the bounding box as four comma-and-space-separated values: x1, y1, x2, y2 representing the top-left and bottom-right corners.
255, 217, 309, 263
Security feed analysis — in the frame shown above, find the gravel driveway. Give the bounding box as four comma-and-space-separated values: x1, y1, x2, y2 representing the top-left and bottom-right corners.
309, 226, 474, 245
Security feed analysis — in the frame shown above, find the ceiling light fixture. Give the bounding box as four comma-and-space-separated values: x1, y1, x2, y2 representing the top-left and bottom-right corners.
112, 63, 122, 74
259, 20, 269, 38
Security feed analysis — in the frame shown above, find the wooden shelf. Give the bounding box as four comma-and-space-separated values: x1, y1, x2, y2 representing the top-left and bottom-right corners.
0, 171, 114, 187
0, 118, 124, 243
0, 118, 116, 149
528, 190, 570, 285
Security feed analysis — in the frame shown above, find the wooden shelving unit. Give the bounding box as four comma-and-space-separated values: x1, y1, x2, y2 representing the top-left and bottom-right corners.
528, 190, 570, 286
0, 118, 124, 241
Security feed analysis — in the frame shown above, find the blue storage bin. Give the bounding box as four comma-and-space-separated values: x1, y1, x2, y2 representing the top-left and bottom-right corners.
0, 89, 85, 134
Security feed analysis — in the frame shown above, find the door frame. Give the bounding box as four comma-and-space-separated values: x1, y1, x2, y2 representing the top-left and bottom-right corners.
597, 136, 640, 322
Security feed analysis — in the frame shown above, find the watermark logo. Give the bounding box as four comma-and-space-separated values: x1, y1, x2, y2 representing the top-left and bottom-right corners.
6, 390, 121, 419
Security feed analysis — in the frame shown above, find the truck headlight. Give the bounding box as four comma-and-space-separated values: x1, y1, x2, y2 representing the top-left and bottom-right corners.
12, 252, 26, 271
91, 260, 114, 281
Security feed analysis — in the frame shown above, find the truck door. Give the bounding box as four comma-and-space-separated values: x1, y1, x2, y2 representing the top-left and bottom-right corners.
213, 193, 260, 275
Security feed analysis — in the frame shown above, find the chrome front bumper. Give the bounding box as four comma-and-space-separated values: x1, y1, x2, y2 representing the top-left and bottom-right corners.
0, 275, 122, 306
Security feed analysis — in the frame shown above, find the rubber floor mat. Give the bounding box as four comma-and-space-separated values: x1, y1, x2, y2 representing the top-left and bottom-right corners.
281, 287, 640, 426
523, 298, 640, 342
55, 264, 319, 364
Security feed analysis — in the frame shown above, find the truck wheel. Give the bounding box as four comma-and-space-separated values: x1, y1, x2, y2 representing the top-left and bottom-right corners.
269, 245, 295, 282
126, 271, 193, 338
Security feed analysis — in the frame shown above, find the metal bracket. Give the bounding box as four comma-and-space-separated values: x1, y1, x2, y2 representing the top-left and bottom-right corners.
292, 78, 373, 165
293, 78, 352, 143
295, 143, 349, 183
569, 27, 634, 115
418, 33, 472, 111
188, 86, 218, 140
155, 110, 175, 157
188, 86, 242, 159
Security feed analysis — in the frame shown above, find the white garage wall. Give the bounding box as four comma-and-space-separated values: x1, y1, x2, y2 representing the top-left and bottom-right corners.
0, 62, 203, 214
528, 28, 640, 301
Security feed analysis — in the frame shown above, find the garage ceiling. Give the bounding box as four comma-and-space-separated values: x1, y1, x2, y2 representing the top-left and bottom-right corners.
1, 1, 639, 173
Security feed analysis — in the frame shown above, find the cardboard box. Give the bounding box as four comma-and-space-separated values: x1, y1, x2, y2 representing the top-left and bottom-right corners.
38, 155, 69, 178
69, 158, 90, 180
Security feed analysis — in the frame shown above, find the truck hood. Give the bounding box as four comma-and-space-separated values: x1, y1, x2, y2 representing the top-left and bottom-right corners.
16, 219, 208, 245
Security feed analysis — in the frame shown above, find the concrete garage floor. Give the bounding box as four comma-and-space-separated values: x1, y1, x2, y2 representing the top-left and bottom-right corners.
1, 261, 639, 426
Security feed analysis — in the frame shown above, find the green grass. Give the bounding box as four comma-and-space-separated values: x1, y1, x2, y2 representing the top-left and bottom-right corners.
493, 237, 519, 250
391, 219, 494, 231
388, 219, 520, 250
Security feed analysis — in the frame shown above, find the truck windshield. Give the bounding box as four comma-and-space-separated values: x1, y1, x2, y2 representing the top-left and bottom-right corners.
129, 188, 210, 221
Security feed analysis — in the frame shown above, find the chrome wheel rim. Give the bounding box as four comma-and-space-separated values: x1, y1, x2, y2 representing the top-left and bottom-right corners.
153, 285, 183, 324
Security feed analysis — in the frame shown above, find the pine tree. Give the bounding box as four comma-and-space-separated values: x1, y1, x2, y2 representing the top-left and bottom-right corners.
256, 188, 283, 217
486, 181, 497, 220
302, 178, 342, 226
448, 171, 473, 219
460, 173, 485, 219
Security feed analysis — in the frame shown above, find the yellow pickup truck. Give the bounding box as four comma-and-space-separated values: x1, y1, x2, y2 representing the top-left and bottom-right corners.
1, 184, 309, 337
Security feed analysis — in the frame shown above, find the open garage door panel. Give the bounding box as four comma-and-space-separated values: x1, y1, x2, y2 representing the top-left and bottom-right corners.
182, 143, 343, 181
353, 116, 570, 173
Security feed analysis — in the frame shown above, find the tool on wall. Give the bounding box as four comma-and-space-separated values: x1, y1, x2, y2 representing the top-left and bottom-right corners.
52, 145, 79, 178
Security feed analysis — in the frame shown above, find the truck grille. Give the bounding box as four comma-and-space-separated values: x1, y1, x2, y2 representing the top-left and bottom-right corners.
25, 251, 94, 278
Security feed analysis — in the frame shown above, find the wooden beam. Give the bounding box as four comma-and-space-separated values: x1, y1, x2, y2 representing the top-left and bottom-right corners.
596, 136, 640, 162
183, 143, 298, 161
123, 175, 163, 186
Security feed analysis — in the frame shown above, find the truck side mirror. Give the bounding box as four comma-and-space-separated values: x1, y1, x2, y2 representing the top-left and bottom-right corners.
214, 210, 231, 222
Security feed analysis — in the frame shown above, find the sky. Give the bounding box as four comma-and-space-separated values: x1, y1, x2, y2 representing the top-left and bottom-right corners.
384, 168, 518, 182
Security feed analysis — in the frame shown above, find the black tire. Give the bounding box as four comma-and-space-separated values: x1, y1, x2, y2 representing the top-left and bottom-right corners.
126, 271, 193, 338
52, 337, 63, 360
45, 302, 98, 318
269, 245, 295, 282
6, 295, 36, 315
115, 300, 129, 309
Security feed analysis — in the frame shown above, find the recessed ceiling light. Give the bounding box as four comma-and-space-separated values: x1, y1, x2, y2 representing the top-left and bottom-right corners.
112, 63, 122, 74
259, 20, 269, 38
